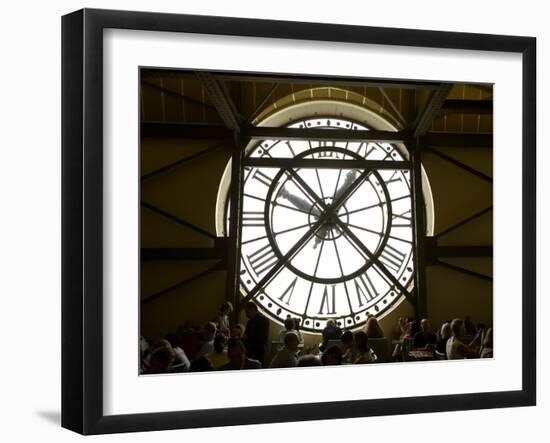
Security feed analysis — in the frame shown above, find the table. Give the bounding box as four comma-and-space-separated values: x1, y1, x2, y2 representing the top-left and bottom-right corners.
408, 350, 434, 361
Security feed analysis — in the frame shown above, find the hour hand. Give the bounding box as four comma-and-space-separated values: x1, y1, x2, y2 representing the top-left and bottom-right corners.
280, 187, 321, 217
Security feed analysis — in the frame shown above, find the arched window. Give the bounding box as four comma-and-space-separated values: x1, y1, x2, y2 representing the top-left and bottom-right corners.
217, 102, 434, 333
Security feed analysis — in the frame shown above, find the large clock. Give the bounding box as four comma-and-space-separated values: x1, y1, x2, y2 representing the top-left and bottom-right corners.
233, 117, 414, 333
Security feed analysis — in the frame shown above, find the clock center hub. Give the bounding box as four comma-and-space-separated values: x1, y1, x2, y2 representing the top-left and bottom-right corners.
307, 197, 349, 241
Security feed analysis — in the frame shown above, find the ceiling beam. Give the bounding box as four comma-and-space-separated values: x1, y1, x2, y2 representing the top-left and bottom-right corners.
195, 72, 243, 132
244, 157, 410, 170
141, 246, 227, 261
421, 132, 493, 149
429, 245, 493, 258
413, 84, 453, 136
142, 69, 442, 90
440, 99, 492, 115
215, 74, 441, 90
141, 122, 232, 139
141, 80, 217, 111
243, 126, 411, 143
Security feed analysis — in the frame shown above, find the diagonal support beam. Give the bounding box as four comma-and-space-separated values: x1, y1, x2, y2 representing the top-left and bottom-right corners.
141, 141, 229, 181
425, 147, 492, 183
195, 72, 243, 132
141, 201, 217, 240
379, 87, 407, 128
248, 83, 280, 122
435, 206, 492, 239
413, 84, 453, 136
437, 260, 493, 282
141, 262, 224, 304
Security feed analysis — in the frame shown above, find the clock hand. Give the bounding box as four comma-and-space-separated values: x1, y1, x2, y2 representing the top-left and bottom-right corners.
280, 187, 322, 217
334, 169, 360, 201
310, 170, 359, 250
280, 186, 325, 249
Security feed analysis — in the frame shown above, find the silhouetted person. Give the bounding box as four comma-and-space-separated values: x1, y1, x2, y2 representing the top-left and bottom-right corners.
197, 322, 217, 358
207, 334, 229, 369
213, 301, 233, 336
363, 316, 384, 338
341, 330, 355, 363
165, 332, 190, 372
352, 331, 377, 364
144, 340, 175, 374
447, 318, 481, 359
219, 339, 262, 370
464, 316, 477, 336
270, 332, 300, 368
436, 322, 452, 355
413, 318, 437, 349
278, 317, 303, 343
321, 345, 343, 365
189, 355, 214, 372
298, 354, 322, 367
320, 319, 342, 352
243, 302, 270, 365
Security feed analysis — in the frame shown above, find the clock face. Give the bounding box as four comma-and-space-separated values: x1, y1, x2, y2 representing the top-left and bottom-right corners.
234, 117, 414, 333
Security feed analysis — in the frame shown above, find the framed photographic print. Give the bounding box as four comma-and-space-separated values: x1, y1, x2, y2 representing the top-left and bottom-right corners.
61, 8, 536, 435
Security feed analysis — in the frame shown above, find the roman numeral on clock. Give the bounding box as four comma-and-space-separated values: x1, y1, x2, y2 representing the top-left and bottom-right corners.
246, 244, 278, 276
391, 209, 412, 227
355, 142, 375, 158
379, 244, 407, 273
278, 277, 298, 305
242, 211, 265, 227
252, 170, 273, 188
315, 149, 340, 159
354, 273, 378, 306
385, 170, 403, 185
318, 285, 336, 315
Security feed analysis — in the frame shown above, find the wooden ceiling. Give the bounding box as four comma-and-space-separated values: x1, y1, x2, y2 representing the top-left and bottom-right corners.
140, 69, 492, 134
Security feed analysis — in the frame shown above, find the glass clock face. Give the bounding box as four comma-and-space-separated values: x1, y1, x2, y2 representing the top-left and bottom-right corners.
234, 117, 414, 333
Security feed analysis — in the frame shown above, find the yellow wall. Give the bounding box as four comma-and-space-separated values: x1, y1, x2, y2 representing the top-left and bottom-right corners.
140, 83, 493, 353
140, 135, 493, 346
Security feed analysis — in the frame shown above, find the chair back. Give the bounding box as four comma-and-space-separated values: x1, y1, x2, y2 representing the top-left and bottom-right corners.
271, 341, 284, 358
326, 339, 345, 350
401, 337, 414, 362
367, 337, 388, 363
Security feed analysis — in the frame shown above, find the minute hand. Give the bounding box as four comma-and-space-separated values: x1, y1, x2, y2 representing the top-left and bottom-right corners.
288, 168, 372, 217
280, 187, 321, 217
334, 170, 359, 201
287, 168, 372, 249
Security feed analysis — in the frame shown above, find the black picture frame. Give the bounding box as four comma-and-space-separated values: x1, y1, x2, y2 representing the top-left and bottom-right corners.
62, 8, 536, 435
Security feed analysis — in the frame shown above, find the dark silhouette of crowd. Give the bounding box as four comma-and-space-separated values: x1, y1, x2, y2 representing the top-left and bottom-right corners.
140, 304, 493, 374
